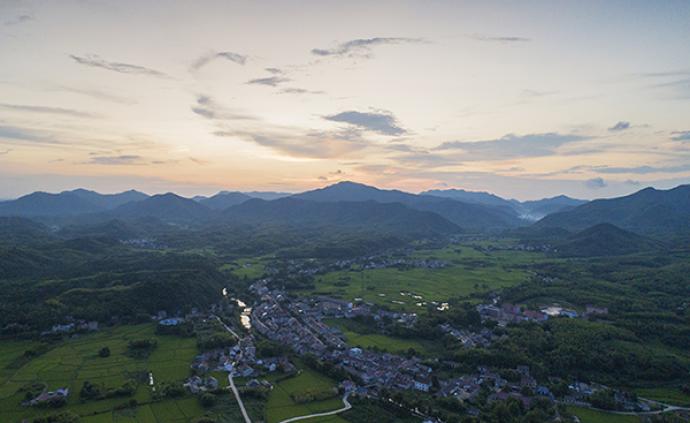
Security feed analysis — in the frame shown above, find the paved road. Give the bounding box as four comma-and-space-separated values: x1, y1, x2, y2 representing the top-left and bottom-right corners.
213, 315, 241, 340
561, 399, 690, 417
229, 373, 252, 423
277, 394, 351, 423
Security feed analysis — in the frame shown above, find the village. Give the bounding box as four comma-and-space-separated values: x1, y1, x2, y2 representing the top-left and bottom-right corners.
166, 278, 654, 420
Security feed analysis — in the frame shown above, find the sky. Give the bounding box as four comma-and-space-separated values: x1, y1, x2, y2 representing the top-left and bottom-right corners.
1, 0, 690, 200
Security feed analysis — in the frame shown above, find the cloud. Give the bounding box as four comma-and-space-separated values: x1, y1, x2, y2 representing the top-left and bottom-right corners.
434, 133, 590, 160
671, 131, 690, 142
87, 155, 143, 165
191, 95, 257, 121
0, 103, 99, 118
625, 179, 641, 186
467, 34, 531, 43
246, 76, 290, 86
311, 37, 424, 58
69, 54, 169, 78
323, 110, 405, 136
585, 177, 607, 189
265, 67, 283, 74
214, 128, 368, 159
0, 148, 12, 155
279, 87, 325, 95
608, 121, 631, 132
55, 86, 136, 105
0, 125, 56, 144
190, 51, 247, 71
4, 14, 32, 26
596, 163, 690, 174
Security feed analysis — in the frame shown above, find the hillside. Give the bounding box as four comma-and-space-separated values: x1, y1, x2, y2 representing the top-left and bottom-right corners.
224, 197, 461, 236
422, 188, 515, 209
0, 191, 105, 217
536, 185, 690, 236
293, 181, 522, 231
0, 189, 148, 217
554, 223, 662, 257
109, 193, 213, 223
198, 191, 252, 209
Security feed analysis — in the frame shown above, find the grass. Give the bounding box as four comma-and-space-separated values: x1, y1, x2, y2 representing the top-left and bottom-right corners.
325, 318, 429, 354
300, 245, 540, 313
566, 406, 641, 423
222, 258, 267, 280
265, 365, 347, 423
636, 387, 690, 406
0, 324, 201, 423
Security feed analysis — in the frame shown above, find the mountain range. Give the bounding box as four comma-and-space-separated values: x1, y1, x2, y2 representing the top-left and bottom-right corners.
1, 182, 688, 240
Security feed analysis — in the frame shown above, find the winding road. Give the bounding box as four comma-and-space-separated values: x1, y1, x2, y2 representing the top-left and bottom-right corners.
229, 373, 252, 423
277, 393, 352, 423
214, 314, 252, 422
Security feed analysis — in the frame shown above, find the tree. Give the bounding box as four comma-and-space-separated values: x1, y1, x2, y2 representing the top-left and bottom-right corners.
98, 346, 110, 358
199, 393, 217, 407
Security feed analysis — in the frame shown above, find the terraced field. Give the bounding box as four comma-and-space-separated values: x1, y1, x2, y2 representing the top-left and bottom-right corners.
0, 324, 202, 423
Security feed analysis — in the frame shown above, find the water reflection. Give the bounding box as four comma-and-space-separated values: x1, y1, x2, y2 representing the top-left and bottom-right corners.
236, 299, 252, 330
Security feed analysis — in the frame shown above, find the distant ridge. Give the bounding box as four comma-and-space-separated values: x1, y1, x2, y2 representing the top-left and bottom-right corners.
197, 191, 252, 210
109, 193, 212, 222
424, 188, 586, 220
224, 197, 461, 236
293, 181, 523, 231
535, 184, 690, 236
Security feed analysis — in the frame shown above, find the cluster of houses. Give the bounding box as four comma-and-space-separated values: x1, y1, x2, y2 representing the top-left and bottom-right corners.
477, 301, 608, 326
439, 323, 495, 348
183, 376, 219, 393
40, 320, 98, 337
23, 387, 69, 407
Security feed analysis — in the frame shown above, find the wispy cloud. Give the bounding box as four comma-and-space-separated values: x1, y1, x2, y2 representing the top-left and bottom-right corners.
69, 54, 170, 78
246, 76, 290, 86
467, 34, 531, 43
191, 95, 257, 121
585, 177, 607, 189
596, 163, 690, 174
0, 148, 12, 155
88, 155, 144, 165
0, 125, 57, 144
4, 14, 32, 26
190, 51, 247, 71
279, 87, 325, 95
55, 86, 136, 105
214, 128, 368, 159
0, 103, 100, 118
608, 121, 631, 132
324, 110, 405, 136
671, 131, 690, 142
311, 37, 424, 58
434, 133, 590, 160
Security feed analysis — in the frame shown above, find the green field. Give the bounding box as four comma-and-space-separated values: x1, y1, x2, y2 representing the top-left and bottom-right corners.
0, 324, 203, 423
301, 245, 540, 312
325, 318, 429, 354
636, 387, 690, 407
567, 406, 641, 423
265, 366, 347, 423
222, 258, 267, 280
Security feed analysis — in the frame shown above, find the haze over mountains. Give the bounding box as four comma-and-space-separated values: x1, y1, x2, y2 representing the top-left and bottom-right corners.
0, 181, 688, 245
